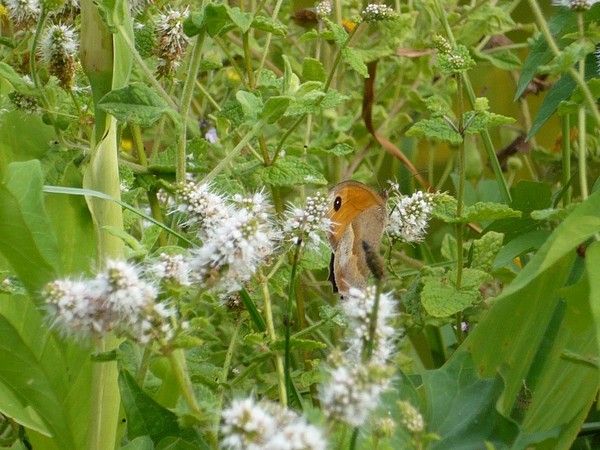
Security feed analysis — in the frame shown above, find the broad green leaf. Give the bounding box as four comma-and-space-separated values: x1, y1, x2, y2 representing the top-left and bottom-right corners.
433, 196, 521, 223
256, 156, 327, 186
406, 118, 462, 145
493, 230, 550, 270
235, 90, 263, 120
285, 90, 348, 116
118, 370, 185, 442
260, 96, 292, 123
0, 294, 92, 449
475, 49, 521, 71
95, 0, 130, 31
421, 268, 491, 317
302, 58, 326, 82
586, 242, 600, 371
202, 4, 234, 37
472, 232, 504, 271
251, 15, 287, 36
98, 83, 173, 127
341, 47, 369, 78
323, 18, 347, 46
463, 110, 515, 134
0, 161, 60, 292
423, 353, 519, 449
457, 4, 516, 46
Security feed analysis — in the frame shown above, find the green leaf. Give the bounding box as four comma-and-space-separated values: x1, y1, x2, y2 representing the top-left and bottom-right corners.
586, 242, 600, 372
323, 18, 347, 46
302, 58, 326, 82
120, 436, 154, 450
98, 83, 173, 127
256, 156, 327, 186
406, 117, 462, 145
272, 338, 327, 351
0, 62, 38, 96
463, 110, 515, 134
226, 7, 252, 33
286, 89, 348, 116
0, 294, 92, 449
475, 49, 521, 70
0, 161, 60, 292
312, 143, 354, 156
118, 370, 185, 442
251, 15, 287, 36
341, 47, 369, 78
235, 90, 263, 120
260, 96, 292, 123
203, 4, 234, 37
472, 231, 504, 272
422, 353, 519, 449
95, 0, 131, 32
432, 196, 521, 223
421, 268, 491, 317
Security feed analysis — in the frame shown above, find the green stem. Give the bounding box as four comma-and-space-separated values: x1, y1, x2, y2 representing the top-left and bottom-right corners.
349, 427, 359, 450
434, 0, 511, 203
131, 123, 148, 166
577, 12, 588, 200
215, 322, 241, 436
177, 32, 206, 183
201, 121, 264, 184
271, 25, 359, 164
30, 8, 47, 95
455, 77, 465, 289
284, 244, 303, 407
526, 0, 600, 127
260, 272, 287, 406
562, 115, 572, 205
256, 0, 284, 81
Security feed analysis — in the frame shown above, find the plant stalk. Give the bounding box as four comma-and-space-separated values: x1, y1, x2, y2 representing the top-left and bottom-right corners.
562, 115, 572, 205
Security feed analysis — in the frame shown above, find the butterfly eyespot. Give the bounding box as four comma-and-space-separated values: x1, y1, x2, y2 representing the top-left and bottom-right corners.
334, 196, 342, 211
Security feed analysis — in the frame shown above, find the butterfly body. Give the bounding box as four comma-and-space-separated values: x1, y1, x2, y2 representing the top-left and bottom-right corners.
327, 181, 387, 295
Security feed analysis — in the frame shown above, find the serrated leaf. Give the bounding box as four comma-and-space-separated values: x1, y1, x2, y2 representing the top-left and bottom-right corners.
406, 118, 462, 145
302, 58, 326, 82
260, 96, 292, 123
421, 268, 491, 317
257, 156, 327, 186
341, 47, 369, 78
323, 18, 347, 45
463, 110, 515, 134
472, 231, 504, 271
98, 83, 173, 127
226, 6, 252, 32
433, 196, 521, 223
235, 90, 263, 120
286, 90, 348, 116
251, 15, 287, 36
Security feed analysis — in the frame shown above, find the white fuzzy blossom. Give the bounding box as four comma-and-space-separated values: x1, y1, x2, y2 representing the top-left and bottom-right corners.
282, 192, 331, 248
387, 189, 434, 243
44, 260, 178, 344
398, 400, 425, 434
149, 253, 191, 286
320, 285, 398, 427
189, 191, 279, 293
343, 286, 397, 365
176, 181, 230, 232
552, 0, 599, 10
5, 0, 40, 29
361, 3, 396, 22
40, 24, 78, 88
221, 397, 326, 450
314, 0, 332, 17
155, 7, 189, 77
320, 361, 391, 427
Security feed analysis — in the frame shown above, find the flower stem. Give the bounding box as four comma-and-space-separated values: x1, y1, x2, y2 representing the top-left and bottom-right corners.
284, 244, 303, 408
562, 115, 572, 205
526, 0, 600, 127
177, 32, 206, 183
214, 321, 241, 436
577, 12, 588, 200
256, 0, 284, 80
455, 77, 465, 289
260, 272, 287, 406
433, 0, 511, 203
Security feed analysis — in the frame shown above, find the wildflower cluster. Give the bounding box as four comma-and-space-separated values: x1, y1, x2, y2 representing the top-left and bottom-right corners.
5, 0, 40, 29
387, 186, 435, 244
177, 182, 279, 293
43, 260, 185, 344
8, 76, 38, 113
221, 397, 326, 450
40, 24, 78, 89
361, 3, 396, 22
398, 400, 425, 434
314, 0, 332, 17
155, 7, 189, 78
320, 286, 399, 427
553, 0, 599, 10
432, 35, 475, 75
282, 191, 331, 248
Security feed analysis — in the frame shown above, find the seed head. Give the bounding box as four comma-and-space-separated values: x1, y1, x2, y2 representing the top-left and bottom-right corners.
155, 7, 188, 78
40, 23, 78, 89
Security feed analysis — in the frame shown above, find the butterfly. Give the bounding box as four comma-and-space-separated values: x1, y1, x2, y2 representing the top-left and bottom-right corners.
327, 180, 387, 296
